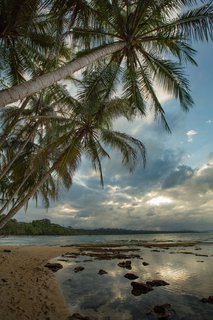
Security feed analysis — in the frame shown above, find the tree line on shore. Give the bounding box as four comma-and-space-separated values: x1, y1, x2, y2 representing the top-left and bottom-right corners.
0, 216, 199, 236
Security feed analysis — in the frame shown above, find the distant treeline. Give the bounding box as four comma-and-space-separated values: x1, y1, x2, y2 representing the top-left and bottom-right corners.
0, 216, 200, 236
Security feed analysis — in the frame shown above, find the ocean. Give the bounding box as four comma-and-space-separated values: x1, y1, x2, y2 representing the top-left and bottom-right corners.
1, 231, 213, 246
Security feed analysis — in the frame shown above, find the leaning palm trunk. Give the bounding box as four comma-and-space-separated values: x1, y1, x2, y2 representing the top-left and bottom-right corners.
0, 42, 125, 107
0, 163, 57, 229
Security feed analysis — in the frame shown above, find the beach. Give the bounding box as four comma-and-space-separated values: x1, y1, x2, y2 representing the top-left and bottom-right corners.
0, 246, 78, 320
0, 236, 212, 320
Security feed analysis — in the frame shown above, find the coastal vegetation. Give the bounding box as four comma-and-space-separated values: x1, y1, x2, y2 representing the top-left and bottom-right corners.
0, 216, 200, 236
0, 0, 213, 228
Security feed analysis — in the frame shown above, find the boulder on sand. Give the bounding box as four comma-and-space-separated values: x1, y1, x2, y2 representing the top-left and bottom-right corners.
118, 261, 132, 269
44, 262, 63, 272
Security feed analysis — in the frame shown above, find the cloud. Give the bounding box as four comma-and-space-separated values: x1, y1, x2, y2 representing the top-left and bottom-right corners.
162, 165, 194, 189
146, 196, 173, 206
186, 130, 198, 142
16, 156, 213, 231
14, 112, 212, 231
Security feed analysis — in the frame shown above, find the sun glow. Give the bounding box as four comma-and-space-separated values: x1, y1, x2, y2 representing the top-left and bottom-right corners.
147, 196, 173, 206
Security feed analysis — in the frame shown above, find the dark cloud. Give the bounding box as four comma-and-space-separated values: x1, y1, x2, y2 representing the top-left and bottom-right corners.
146, 210, 156, 217
101, 139, 183, 191
162, 165, 194, 189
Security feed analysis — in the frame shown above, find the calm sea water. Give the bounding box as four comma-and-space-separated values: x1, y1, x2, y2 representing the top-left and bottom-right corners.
1, 231, 213, 246
54, 239, 213, 320
55, 242, 213, 320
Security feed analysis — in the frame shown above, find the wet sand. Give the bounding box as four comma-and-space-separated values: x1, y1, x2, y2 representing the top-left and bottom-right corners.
0, 246, 79, 320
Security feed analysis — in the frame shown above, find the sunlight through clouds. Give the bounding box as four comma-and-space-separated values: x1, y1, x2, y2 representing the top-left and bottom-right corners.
146, 196, 173, 206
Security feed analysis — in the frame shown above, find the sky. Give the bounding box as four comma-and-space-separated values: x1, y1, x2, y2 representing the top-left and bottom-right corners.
17, 41, 213, 231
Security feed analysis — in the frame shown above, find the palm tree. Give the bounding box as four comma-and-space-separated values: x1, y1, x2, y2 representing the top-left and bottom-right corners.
1, 0, 213, 228
0, 0, 212, 109
0, 0, 71, 90
0, 77, 145, 228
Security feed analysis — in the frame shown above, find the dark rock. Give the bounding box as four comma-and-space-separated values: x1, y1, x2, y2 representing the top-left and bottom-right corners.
151, 249, 161, 252
90, 253, 140, 260
98, 269, 108, 275
153, 303, 172, 320
195, 254, 208, 257
124, 273, 138, 280
74, 266, 85, 273
178, 251, 194, 255
158, 316, 170, 320
142, 262, 149, 266
208, 296, 213, 304
197, 260, 204, 262
3, 249, 11, 253
44, 262, 63, 272
62, 253, 78, 258
57, 259, 69, 262
146, 279, 169, 287
1, 278, 8, 283
201, 296, 213, 304
153, 304, 171, 314
83, 259, 93, 262
131, 281, 153, 295
154, 305, 166, 314
68, 313, 93, 320
118, 260, 132, 269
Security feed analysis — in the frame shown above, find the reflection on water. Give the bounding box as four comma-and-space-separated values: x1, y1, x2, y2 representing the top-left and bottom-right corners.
56, 244, 213, 320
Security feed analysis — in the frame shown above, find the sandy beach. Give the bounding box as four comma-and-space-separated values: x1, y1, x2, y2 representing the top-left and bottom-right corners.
0, 246, 78, 320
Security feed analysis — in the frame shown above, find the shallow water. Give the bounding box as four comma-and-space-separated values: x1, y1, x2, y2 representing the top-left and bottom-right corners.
1, 232, 213, 319
1, 231, 213, 246
55, 243, 213, 320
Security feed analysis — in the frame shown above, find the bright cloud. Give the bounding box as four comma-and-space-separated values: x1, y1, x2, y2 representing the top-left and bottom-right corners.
146, 196, 173, 206
186, 130, 198, 142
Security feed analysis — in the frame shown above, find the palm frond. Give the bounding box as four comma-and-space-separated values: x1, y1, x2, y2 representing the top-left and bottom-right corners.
140, 48, 194, 111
